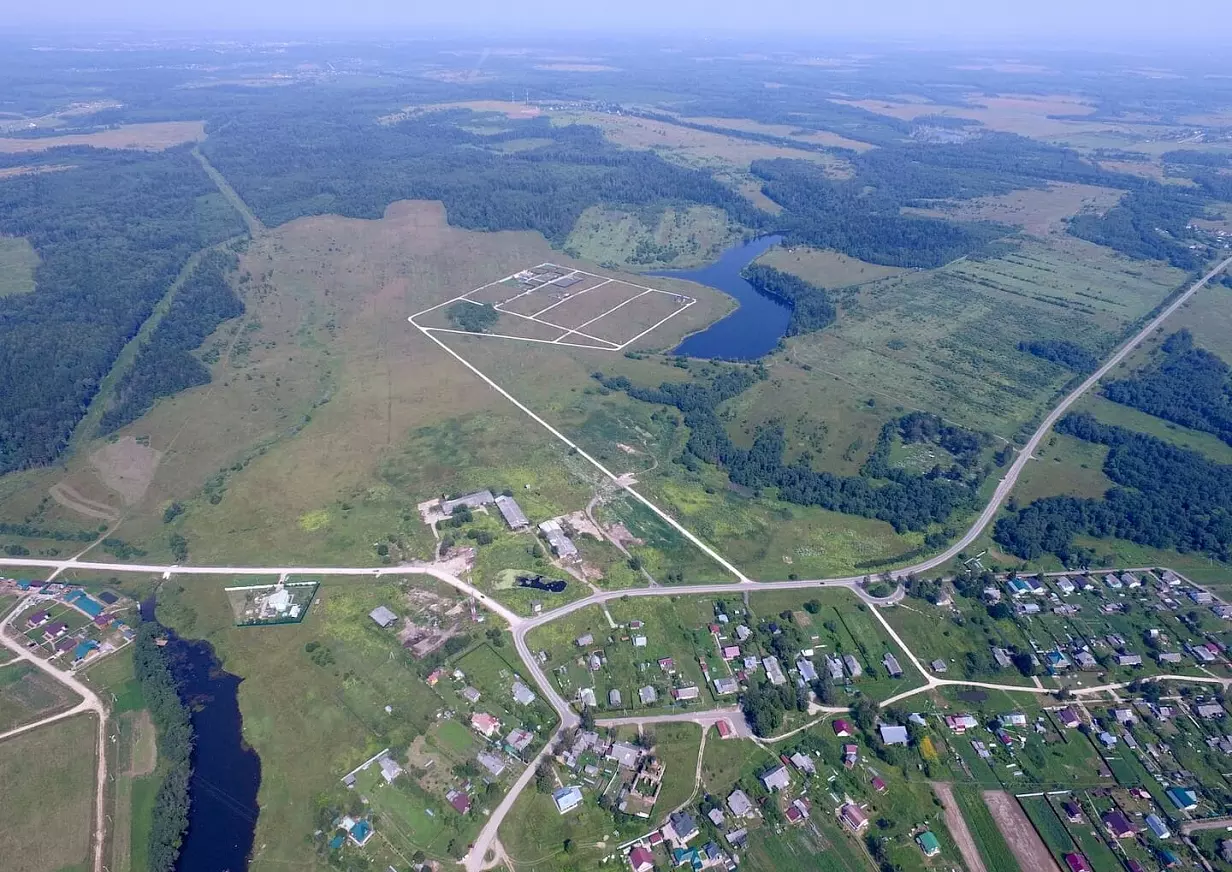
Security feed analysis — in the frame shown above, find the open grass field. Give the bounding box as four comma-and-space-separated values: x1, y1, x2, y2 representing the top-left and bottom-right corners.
0, 660, 83, 731
882, 600, 1041, 687
0, 713, 97, 872
0, 120, 206, 153
755, 244, 909, 289
0, 235, 38, 296
0, 200, 736, 570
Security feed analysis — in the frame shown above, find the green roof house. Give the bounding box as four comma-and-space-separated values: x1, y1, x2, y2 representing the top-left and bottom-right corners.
917, 831, 941, 857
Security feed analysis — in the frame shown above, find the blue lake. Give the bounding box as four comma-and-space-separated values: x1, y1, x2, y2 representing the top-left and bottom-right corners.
653, 234, 789, 360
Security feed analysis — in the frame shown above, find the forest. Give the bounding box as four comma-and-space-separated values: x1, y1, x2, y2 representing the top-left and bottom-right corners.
994, 412, 1232, 562
1102, 330, 1232, 446
0, 147, 244, 474
740, 265, 835, 336
133, 621, 195, 872
202, 111, 764, 239
1067, 187, 1208, 270
595, 369, 987, 533
100, 250, 244, 434
1018, 339, 1098, 372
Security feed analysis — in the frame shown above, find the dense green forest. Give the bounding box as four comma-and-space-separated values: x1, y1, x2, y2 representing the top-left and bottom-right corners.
1102, 330, 1232, 445
203, 111, 764, 238
994, 412, 1232, 562
1018, 339, 1098, 372
100, 251, 244, 434
0, 148, 244, 474
595, 370, 987, 533
1067, 187, 1208, 269
740, 265, 835, 335
132, 622, 194, 872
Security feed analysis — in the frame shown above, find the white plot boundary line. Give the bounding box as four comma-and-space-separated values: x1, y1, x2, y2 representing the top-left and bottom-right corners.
408, 314, 751, 583
409, 262, 697, 353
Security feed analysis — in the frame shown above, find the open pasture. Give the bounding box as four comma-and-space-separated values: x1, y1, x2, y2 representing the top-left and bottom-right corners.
785, 238, 1187, 439
0, 661, 82, 732
0, 714, 97, 872
0, 120, 206, 153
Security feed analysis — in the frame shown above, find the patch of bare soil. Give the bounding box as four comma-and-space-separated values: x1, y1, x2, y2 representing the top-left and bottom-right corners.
0, 121, 206, 153
931, 782, 987, 872
560, 511, 603, 541
90, 435, 163, 505
127, 710, 157, 777
982, 790, 1061, 872
605, 523, 644, 549
48, 482, 120, 522
399, 587, 469, 658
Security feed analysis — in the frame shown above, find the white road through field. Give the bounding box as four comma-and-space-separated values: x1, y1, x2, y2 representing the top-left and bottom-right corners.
0, 254, 1227, 872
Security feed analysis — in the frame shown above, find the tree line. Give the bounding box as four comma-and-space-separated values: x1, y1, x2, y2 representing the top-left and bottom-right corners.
100, 250, 244, 434
741, 264, 835, 335
595, 369, 989, 533
1018, 339, 1098, 372
994, 412, 1232, 562
1102, 329, 1232, 446
132, 621, 195, 872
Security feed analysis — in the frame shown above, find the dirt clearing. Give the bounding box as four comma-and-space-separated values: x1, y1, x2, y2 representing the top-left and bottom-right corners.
90, 435, 163, 505
126, 710, 157, 777
932, 781, 987, 872
0, 120, 206, 153
982, 790, 1061, 872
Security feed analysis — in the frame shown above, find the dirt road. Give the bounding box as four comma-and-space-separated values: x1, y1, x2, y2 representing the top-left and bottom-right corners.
982, 790, 1061, 872
931, 782, 987, 872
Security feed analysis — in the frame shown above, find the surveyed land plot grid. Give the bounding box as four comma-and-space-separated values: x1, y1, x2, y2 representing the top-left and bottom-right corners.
411, 262, 696, 351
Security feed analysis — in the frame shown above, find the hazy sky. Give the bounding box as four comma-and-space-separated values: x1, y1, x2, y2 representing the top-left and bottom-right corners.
4, 0, 1223, 45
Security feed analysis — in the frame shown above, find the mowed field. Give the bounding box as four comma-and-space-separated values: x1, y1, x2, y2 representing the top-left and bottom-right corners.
0, 120, 206, 153
0, 714, 98, 872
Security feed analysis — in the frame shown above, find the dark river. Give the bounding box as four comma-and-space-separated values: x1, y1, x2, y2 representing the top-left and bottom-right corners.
653, 234, 789, 360
142, 601, 261, 872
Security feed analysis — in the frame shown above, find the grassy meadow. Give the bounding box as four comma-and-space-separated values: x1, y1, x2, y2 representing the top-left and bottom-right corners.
0, 714, 97, 872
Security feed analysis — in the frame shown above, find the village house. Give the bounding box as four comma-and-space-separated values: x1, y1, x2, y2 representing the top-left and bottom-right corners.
930, 659, 947, 673
471, 712, 502, 737
494, 495, 529, 529
763, 656, 787, 686
627, 846, 655, 872
673, 685, 701, 702
789, 751, 815, 775
369, 605, 398, 628
1102, 811, 1136, 839
879, 724, 909, 746
727, 789, 754, 818
553, 785, 583, 814
1195, 702, 1226, 719
639, 685, 658, 705
512, 681, 537, 705
882, 652, 903, 677
833, 719, 854, 737
842, 654, 862, 678
946, 714, 979, 734
916, 831, 941, 857
825, 655, 845, 681
843, 744, 859, 768
760, 764, 791, 792
712, 676, 738, 695
839, 803, 868, 833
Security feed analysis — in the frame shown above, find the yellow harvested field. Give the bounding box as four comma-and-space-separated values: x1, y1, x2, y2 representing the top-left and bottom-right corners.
550, 111, 851, 175
681, 115, 876, 152
0, 120, 206, 153
835, 93, 1132, 139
